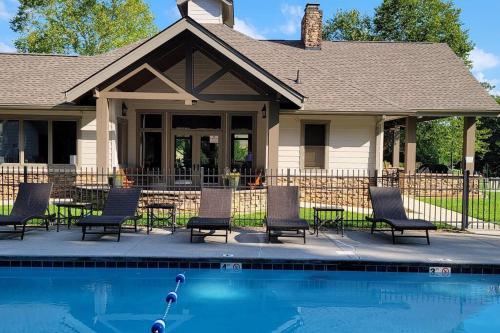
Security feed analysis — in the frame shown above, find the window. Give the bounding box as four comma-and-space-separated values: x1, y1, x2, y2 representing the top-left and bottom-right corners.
141, 114, 162, 129
52, 121, 77, 164
172, 115, 221, 129
231, 116, 253, 131
0, 119, 77, 165
304, 123, 326, 169
140, 114, 163, 170
24, 120, 48, 163
230, 115, 254, 170
231, 134, 252, 170
0, 120, 19, 163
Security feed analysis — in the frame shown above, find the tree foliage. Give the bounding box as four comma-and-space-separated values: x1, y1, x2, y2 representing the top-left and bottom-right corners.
323, 0, 474, 66
10, 0, 158, 55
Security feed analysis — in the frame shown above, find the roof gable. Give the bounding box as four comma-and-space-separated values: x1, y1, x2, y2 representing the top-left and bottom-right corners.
65, 18, 304, 106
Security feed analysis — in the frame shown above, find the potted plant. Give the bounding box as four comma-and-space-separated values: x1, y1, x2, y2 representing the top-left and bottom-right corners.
224, 168, 240, 190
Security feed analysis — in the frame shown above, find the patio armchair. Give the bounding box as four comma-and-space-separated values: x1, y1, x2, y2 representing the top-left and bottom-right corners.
264, 186, 309, 244
76, 187, 141, 242
367, 186, 437, 245
0, 183, 53, 240
187, 188, 233, 243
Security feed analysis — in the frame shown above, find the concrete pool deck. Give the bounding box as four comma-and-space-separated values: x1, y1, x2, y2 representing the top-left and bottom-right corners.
1, 226, 500, 266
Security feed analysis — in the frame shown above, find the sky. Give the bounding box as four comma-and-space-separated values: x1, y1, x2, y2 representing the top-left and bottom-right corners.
0, 0, 499, 94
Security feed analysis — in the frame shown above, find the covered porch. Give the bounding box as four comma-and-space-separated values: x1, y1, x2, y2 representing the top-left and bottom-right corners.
385, 115, 480, 174
85, 30, 292, 174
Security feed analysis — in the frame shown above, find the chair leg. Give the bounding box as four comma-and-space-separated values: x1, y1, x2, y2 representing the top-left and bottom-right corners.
225, 229, 228, 243
426, 230, 430, 245
21, 223, 26, 240
45, 218, 49, 231
134, 220, 137, 233
391, 228, 396, 244
117, 225, 122, 242
190, 228, 193, 243
303, 229, 306, 244
82, 226, 86, 241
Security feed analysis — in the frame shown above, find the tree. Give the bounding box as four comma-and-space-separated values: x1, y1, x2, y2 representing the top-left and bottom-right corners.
323, 0, 474, 65
476, 92, 500, 176
10, 0, 158, 55
323, 9, 374, 41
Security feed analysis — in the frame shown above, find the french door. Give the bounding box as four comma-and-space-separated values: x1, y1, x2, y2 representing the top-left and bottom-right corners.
172, 131, 222, 184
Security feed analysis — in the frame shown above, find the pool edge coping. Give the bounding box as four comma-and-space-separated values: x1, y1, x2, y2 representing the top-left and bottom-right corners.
0, 256, 499, 275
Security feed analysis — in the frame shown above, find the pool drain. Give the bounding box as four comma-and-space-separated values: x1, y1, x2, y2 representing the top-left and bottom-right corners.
151, 273, 186, 333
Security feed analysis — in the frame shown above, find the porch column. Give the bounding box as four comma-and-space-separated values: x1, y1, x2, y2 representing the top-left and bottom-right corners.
404, 116, 417, 173
96, 97, 109, 170
375, 117, 385, 175
463, 116, 476, 173
267, 101, 280, 170
392, 125, 400, 168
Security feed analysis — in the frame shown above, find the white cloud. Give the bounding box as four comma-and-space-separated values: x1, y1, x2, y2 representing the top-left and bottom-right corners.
279, 4, 303, 35
234, 18, 265, 39
470, 47, 500, 72
474, 71, 500, 95
0, 42, 15, 53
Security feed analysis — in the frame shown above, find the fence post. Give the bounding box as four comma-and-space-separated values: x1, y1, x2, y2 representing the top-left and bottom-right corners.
200, 167, 204, 189
111, 167, 116, 188
461, 170, 470, 231
23, 165, 28, 183
286, 168, 291, 186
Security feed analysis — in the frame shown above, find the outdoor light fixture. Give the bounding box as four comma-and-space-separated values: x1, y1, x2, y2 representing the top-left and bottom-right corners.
261, 105, 267, 119
121, 102, 128, 117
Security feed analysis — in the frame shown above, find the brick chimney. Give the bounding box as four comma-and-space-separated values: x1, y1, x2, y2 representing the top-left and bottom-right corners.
301, 4, 323, 50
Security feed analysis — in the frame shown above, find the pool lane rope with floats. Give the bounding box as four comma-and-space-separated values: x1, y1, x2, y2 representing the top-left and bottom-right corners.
151, 273, 186, 333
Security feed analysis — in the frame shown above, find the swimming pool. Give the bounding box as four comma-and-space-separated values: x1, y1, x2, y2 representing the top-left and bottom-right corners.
0, 268, 499, 333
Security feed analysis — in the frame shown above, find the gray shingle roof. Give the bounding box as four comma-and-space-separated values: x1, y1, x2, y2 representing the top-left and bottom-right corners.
0, 21, 498, 113
202, 23, 500, 113
0, 42, 141, 107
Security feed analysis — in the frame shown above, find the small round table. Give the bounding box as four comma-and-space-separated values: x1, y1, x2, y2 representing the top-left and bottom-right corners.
312, 207, 344, 237
145, 203, 176, 234
55, 202, 93, 232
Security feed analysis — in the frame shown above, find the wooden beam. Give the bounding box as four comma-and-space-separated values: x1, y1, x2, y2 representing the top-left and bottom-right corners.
96, 97, 109, 170
404, 117, 417, 173
268, 101, 280, 170
194, 68, 228, 93
375, 117, 385, 175
392, 126, 401, 168
185, 42, 194, 93
463, 117, 476, 173
100, 91, 197, 101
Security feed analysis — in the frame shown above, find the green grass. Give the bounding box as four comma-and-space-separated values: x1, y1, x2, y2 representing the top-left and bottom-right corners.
419, 191, 500, 223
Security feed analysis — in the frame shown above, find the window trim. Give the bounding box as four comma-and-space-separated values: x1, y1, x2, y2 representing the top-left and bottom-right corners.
0, 117, 79, 167
300, 120, 330, 170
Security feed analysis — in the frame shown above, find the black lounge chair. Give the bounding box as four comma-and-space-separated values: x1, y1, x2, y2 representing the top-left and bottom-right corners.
265, 186, 309, 244
187, 188, 232, 243
367, 187, 437, 245
0, 183, 53, 240
76, 187, 141, 242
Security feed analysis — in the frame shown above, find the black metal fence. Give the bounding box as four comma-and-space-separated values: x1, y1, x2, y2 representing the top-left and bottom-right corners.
0, 167, 498, 230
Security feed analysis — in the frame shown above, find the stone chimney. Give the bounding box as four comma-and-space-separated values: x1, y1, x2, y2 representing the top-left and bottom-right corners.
301, 4, 323, 50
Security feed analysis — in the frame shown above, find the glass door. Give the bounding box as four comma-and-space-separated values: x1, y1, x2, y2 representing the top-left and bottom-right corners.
200, 134, 220, 184
174, 135, 193, 185
172, 132, 221, 185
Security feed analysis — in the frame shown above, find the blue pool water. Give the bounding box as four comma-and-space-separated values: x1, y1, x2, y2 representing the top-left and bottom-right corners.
1, 268, 500, 333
